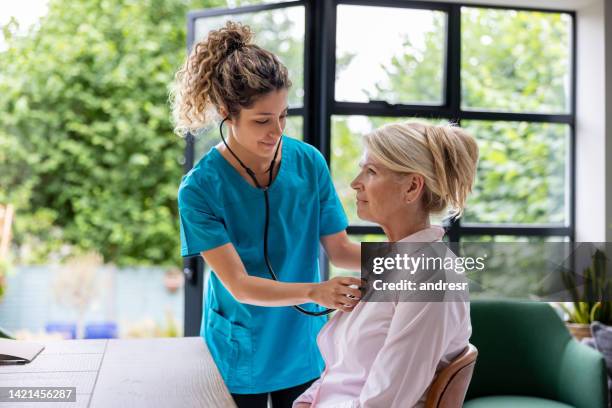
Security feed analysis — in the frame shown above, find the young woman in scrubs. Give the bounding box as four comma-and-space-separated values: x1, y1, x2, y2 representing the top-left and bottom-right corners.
171, 22, 362, 408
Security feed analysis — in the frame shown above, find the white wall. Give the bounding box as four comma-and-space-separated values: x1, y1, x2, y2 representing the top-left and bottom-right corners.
575, 0, 611, 241
606, 0, 612, 243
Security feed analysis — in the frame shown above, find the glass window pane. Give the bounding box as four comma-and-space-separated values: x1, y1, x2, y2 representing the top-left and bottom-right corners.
194, 126, 219, 163
194, 115, 302, 162
329, 234, 386, 280
194, 6, 304, 108
461, 8, 572, 113
335, 5, 446, 105
461, 235, 569, 243
0, 264, 184, 339
331, 116, 451, 226
284, 115, 303, 141
458, 236, 570, 300
462, 121, 569, 225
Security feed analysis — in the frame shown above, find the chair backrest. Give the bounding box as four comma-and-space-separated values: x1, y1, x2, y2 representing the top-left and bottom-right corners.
425, 343, 478, 408
465, 300, 608, 408
466, 300, 572, 400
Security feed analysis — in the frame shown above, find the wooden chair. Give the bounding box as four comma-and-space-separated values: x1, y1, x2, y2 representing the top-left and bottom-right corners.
425, 344, 478, 408
0, 204, 14, 261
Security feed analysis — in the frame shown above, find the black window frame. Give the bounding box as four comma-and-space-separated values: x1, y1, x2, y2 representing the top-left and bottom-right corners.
182, 0, 577, 335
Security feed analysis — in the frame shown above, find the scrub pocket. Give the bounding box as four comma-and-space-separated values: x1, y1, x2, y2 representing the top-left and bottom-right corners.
205, 308, 252, 390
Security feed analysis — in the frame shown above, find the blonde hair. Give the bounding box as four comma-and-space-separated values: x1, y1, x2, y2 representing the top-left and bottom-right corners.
363, 122, 479, 219
170, 21, 291, 136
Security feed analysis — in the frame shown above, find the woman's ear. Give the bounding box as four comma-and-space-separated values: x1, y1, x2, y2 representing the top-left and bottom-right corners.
218, 107, 233, 124
403, 174, 425, 205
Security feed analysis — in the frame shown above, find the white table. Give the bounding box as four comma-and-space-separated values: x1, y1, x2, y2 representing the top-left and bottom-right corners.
0, 337, 236, 407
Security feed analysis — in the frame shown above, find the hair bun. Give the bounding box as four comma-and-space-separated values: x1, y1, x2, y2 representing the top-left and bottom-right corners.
170, 20, 291, 137
225, 40, 246, 57
218, 21, 252, 55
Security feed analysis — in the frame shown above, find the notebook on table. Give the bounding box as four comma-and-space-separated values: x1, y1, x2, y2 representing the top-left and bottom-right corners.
0, 339, 45, 365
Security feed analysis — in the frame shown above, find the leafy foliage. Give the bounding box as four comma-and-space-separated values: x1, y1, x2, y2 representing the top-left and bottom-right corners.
560, 249, 612, 325
0, 0, 222, 266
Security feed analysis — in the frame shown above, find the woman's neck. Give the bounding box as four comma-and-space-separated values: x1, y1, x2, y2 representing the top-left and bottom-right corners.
381, 211, 430, 242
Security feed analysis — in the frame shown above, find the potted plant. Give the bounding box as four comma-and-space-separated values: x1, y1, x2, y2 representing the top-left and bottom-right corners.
558, 248, 611, 340
559, 301, 612, 341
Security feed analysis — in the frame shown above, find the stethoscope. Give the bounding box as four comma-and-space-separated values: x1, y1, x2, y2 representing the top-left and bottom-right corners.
219, 117, 334, 316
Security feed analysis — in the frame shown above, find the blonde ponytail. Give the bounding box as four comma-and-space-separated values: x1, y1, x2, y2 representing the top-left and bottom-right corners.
363, 122, 479, 219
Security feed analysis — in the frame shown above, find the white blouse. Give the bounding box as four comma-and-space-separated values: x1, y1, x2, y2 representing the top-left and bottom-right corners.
293, 226, 472, 408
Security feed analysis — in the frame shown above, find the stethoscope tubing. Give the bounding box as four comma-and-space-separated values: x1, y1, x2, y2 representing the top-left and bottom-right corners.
219, 118, 334, 316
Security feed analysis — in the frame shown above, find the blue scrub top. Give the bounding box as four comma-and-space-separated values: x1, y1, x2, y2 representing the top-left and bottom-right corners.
177, 136, 348, 394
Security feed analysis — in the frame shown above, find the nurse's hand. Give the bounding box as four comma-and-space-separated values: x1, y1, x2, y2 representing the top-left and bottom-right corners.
309, 276, 363, 311
294, 403, 311, 408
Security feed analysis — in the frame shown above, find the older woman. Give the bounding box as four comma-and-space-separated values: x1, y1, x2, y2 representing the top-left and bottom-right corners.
293, 122, 479, 408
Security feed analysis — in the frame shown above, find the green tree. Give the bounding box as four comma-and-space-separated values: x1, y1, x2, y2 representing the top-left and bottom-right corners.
0, 0, 223, 266
332, 7, 571, 227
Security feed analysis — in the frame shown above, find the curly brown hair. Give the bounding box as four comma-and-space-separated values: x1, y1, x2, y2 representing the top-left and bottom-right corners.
170, 21, 291, 137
